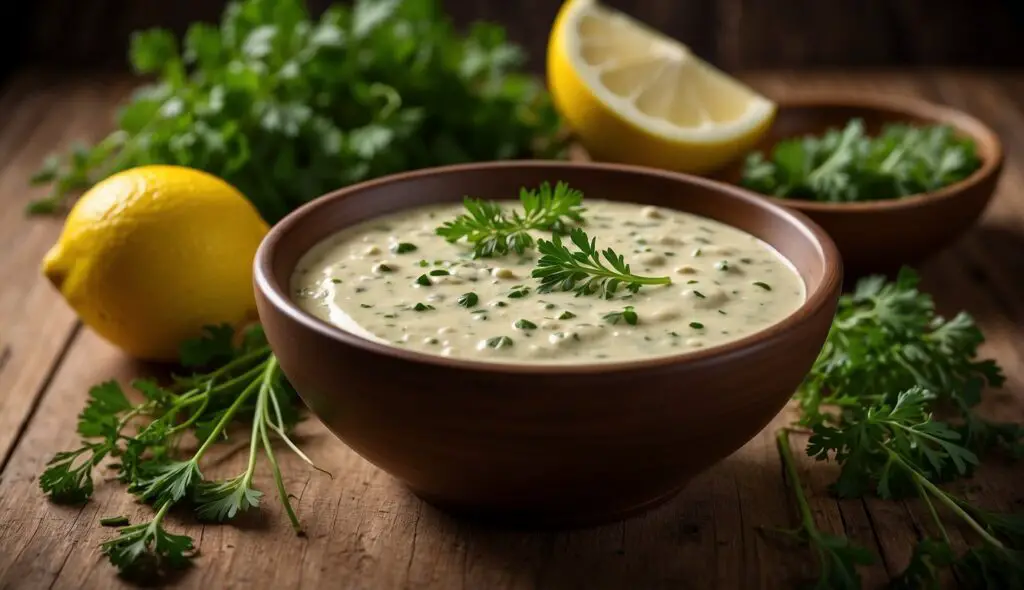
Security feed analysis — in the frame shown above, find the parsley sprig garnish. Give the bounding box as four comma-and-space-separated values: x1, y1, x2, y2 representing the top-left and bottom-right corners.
532, 228, 671, 298
39, 325, 324, 580
771, 268, 1024, 589
435, 181, 584, 258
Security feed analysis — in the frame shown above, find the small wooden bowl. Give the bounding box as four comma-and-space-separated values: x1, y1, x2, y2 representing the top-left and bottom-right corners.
717, 94, 1004, 277
254, 161, 842, 527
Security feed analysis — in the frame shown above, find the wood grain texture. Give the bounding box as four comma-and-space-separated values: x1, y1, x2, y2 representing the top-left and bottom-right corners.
0, 70, 1022, 589
0, 73, 131, 466
7, 0, 1024, 73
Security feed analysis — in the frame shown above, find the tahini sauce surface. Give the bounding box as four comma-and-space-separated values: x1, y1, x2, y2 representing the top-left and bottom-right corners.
291, 200, 805, 364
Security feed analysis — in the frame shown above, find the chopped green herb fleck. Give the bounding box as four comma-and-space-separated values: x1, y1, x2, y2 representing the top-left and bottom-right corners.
391, 242, 418, 254
411, 303, 434, 312
100, 515, 130, 527
693, 290, 706, 299
690, 322, 705, 329
429, 269, 450, 276
457, 292, 479, 308
558, 311, 576, 320
360, 304, 373, 309
507, 287, 531, 299
715, 260, 730, 271
486, 336, 514, 349
514, 319, 537, 330
415, 274, 431, 286
602, 306, 638, 326
331, 278, 342, 284
753, 281, 772, 291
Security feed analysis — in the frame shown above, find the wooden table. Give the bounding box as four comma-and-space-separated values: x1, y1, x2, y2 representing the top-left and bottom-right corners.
0, 70, 1021, 590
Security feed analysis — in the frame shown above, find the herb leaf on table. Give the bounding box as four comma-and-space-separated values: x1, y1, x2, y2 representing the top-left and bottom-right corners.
771, 267, 1024, 589
741, 119, 981, 203
436, 181, 585, 258
27, 0, 566, 221
38, 324, 321, 579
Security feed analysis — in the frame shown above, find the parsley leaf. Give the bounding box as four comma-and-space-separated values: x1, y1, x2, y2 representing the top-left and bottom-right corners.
532, 228, 672, 298
771, 268, 1024, 589
741, 119, 982, 203
795, 267, 1006, 438
27, 0, 566, 220
436, 181, 584, 258
39, 324, 324, 579
100, 502, 194, 581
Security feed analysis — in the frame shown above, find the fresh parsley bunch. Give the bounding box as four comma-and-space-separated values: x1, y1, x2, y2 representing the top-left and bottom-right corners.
436, 181, 585, 258
28, 0, 566, 222
772, 268, 1024, 589
39, 324, 320, 580
741, 119, 981, 203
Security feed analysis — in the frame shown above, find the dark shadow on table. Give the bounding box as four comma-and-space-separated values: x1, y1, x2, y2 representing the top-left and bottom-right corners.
389, 452, 817, 590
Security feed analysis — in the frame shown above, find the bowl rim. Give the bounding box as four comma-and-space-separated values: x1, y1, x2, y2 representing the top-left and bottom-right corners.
254, 160, 843, 375
746, 92, 1004, 213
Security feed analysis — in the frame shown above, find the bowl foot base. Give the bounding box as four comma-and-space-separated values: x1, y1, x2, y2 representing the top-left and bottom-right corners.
406, 484, 687, 530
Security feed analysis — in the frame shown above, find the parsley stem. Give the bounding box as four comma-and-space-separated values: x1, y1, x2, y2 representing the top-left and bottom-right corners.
776, 430, 818, 536
913, 474, 952, 547
242, 379, 265, 489
191, 372, 263, 461
264, 378, 327, 475
164, 394, 210, 437
148, 499, 173, 534
201, 347, 272, 386
256, 358, 303, 535
887, 450, 1006, 550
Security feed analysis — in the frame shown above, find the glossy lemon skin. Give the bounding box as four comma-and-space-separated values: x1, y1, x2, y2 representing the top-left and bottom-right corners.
546, 0, 775, 174
42, 165, 269, 361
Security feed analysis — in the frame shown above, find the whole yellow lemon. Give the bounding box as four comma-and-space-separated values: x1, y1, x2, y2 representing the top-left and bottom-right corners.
41, 165, 270, 361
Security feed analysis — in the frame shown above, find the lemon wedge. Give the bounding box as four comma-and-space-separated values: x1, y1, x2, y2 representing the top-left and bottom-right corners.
547, 0, 776, 174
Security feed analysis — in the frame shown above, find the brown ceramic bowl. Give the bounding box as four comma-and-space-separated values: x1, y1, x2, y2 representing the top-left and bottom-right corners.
717, 94, 1003, 278
254, 161, 842, 527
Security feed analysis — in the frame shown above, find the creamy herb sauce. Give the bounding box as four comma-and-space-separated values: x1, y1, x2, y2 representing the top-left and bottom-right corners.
291, 200, 805, 364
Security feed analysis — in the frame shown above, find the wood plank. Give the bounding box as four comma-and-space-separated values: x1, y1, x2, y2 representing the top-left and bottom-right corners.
0, 73, 132, 467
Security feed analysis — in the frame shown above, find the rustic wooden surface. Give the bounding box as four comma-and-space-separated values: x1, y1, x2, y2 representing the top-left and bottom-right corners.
6, 0, 1024, 74
0, 69, 1022, 589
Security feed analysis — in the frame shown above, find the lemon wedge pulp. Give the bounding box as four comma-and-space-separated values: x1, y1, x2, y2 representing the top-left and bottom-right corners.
547, 0, 776, 174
